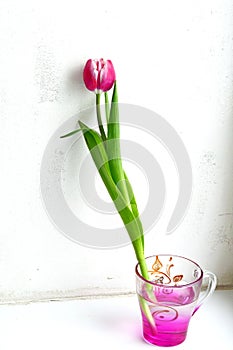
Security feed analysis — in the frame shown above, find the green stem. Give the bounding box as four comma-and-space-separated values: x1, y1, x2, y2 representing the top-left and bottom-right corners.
134, 246, 156, 333
139, 295, 156, 333
80, 94, 156, 332
104, 92, 110, 123
138, 257, 150, 281
96, 93, 106, 141
137, 253, 156, 301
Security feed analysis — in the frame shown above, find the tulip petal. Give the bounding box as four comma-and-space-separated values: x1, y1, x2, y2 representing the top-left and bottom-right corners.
83, 58, 116, 93
83, 59, 98, 91
99, 60, 116, 92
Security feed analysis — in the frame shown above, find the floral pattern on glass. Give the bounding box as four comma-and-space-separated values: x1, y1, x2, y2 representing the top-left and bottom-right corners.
148, 256, 183, 285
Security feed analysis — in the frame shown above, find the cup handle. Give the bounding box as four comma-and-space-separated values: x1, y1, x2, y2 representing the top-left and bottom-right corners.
192, 270, 217, 316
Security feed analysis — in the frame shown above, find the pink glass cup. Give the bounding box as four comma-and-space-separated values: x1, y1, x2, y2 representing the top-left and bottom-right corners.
135, 254, 217, 347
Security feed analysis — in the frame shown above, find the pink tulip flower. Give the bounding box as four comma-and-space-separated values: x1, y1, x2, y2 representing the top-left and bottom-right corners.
83, 58, 116, 93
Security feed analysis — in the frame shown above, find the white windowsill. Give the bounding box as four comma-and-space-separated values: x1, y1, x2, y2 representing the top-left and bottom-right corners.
0, 290, 232, 349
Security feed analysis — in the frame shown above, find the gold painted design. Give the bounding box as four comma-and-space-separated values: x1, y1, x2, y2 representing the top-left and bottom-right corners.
148, 256, 183, 285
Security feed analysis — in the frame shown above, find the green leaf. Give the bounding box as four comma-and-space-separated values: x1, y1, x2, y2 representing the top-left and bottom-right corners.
123, 171, 140, 217
107, 82, 144, 251
79, 120, 144, 250
107, 82, 130, 205
60, 128, 81, 138
123, 171, 144, 251
79, 121, 109, 172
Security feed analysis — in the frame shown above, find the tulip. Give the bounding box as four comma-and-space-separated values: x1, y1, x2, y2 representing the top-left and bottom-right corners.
62, 58, 155, 330
83, 58, 116, 93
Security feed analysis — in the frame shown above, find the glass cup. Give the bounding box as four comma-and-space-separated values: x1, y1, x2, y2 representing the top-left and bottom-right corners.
135, 254, 217, 347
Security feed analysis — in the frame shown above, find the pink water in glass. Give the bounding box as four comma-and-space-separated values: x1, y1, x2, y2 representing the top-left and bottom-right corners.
140, 287, 197, 347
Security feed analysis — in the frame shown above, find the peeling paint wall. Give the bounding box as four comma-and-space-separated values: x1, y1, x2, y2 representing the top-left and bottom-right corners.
0, 0, 233, 303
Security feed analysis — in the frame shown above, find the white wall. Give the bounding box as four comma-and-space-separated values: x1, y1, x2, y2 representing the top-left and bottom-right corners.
0, 0, 233, 303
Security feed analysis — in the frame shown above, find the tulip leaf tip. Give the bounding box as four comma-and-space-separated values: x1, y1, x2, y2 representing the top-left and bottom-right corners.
60, 128, 82, 138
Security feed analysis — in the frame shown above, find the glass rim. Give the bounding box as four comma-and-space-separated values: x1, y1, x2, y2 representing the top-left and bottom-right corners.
135, 254, 203, 288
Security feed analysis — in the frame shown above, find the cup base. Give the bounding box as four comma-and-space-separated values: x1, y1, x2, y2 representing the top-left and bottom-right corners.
143, 332, 187, 347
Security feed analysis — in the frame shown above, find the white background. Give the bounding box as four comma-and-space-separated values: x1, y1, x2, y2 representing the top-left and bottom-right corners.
0, 0, 233, 303
0, 291, 232, 350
